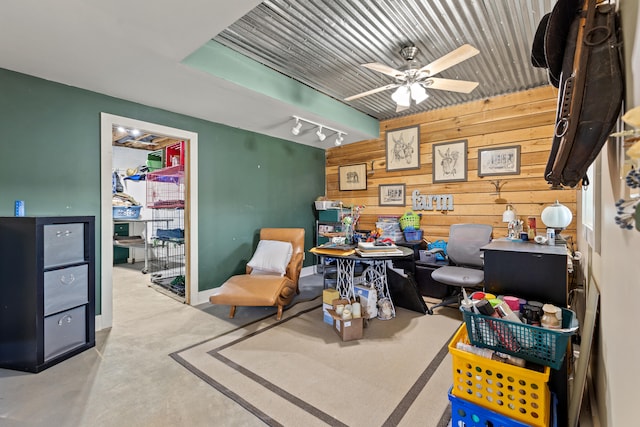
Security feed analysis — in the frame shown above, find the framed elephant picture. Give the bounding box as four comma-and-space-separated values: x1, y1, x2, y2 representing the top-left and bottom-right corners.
339, 163, 367, 191
432, 140, 468, 183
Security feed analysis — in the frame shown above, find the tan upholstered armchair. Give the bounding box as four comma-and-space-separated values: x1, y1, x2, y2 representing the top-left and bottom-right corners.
209, 228, 305, 320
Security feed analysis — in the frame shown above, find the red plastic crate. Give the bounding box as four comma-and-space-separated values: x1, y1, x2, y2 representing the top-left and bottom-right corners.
165, 141, 184, 167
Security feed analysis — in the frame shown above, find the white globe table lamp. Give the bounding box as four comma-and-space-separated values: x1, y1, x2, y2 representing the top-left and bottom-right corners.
541, 200, 572, 244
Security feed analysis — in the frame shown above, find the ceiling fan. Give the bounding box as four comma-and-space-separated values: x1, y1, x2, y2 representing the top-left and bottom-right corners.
345, 43, 480, 112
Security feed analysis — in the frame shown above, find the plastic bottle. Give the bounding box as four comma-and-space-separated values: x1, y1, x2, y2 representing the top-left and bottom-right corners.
494, 301, 523, 323
476, 299, 521, 352
494, 301, 534, 348
460, 288, 474, 312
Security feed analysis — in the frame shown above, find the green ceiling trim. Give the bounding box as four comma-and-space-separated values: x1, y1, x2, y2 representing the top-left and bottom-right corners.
182, 40, 379, 137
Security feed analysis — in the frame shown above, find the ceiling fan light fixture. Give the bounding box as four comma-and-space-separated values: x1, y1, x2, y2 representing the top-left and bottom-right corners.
316, 126, 326, 141
291, 118, 302, 135
410, 83, 429, 104
391, 86, 411, 107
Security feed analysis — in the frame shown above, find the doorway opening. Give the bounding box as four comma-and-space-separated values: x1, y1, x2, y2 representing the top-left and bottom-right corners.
100, 113, 199, 330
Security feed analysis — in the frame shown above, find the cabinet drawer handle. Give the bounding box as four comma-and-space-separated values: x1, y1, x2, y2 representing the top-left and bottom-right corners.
60, 274, 76, 285
58, 314, 73, 326
56, 230, 73, 237
532, 254, 543, 258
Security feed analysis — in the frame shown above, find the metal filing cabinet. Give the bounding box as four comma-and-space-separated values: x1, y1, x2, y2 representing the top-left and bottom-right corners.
0, 216, 95, 372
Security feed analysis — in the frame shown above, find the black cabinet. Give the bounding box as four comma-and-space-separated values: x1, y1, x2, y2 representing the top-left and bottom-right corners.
0, 216, 95, 373
482, 240, 568, 306
481, 240, 569, 425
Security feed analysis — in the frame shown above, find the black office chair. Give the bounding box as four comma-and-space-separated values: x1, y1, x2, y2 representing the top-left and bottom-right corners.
427, 223, 493, 312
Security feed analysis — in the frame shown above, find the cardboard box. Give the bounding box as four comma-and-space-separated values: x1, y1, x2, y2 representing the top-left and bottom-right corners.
322, 302, 333, 325
327, 309, 363, 341
323, 288, 340, 305
354, 285, 377, 319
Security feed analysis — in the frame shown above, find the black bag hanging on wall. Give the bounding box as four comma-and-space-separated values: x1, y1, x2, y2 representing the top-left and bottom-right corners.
531, 0, 623, 188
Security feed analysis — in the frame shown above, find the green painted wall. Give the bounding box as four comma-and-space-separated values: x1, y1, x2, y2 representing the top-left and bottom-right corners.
183, 41, 380, 138
0, 68, 325, 314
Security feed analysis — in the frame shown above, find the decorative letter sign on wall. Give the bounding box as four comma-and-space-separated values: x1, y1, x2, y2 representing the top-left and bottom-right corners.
412, 190, 454, 211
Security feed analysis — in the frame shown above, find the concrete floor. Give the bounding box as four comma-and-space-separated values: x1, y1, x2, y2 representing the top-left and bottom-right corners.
0, 263, 594, 426
0, 263, 316, 427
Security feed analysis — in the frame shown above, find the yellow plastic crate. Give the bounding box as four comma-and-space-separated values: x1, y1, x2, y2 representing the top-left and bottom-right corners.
448, 324, 551, 427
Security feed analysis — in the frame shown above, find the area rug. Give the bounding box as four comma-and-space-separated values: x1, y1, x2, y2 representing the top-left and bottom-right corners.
172, 301, 462, 427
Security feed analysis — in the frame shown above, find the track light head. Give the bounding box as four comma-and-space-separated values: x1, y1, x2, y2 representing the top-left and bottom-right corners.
316, 126, 326, 141
335, 132, 344, 146
291, 119, 302, 135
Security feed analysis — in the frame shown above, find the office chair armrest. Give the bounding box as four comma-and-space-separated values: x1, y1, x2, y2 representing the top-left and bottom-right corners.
426, 248, 446, 256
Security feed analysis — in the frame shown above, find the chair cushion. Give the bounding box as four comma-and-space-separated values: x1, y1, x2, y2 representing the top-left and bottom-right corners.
431, 266, 484, 287
209, 275, 294, 306
247, 240, 293, 275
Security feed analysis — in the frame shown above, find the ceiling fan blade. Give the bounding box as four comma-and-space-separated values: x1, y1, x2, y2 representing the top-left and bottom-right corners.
418, 44, 480, 77
426, 77, 479, 94
362, 62, 406, 79
344, 83, 399, 101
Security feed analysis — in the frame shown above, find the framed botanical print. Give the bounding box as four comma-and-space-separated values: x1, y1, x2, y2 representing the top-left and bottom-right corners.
386, 125, 420, 171
432, 139, 468, 183
379, 184, 406, 206
478, 145, 521, 176
338, 163, 367, 191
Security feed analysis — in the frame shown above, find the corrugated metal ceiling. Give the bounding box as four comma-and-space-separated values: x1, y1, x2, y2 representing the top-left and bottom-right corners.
215, 0, 556, 120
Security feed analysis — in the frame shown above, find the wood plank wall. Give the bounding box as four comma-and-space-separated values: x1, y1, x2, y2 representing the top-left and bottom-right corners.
325, 85, 578, 244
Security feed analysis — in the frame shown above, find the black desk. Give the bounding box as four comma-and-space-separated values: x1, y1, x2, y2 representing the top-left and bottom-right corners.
414, 260, 450, 298
481, 239, 570, 425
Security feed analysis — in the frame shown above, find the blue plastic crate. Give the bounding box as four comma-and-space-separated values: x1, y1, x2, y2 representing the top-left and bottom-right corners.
449, 388, 557, 427
112, 205, 141, 219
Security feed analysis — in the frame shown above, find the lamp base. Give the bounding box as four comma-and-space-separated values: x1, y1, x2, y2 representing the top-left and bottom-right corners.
554, 233, 567, 246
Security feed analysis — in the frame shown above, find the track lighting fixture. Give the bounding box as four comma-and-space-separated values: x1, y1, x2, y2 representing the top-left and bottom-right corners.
316, 126, 326, 141
291, 118, 302, 135
290, 116, 347, 144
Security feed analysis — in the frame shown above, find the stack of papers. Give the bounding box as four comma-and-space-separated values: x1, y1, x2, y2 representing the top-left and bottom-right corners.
358, 241, 397, 250
355, 241, 404, 257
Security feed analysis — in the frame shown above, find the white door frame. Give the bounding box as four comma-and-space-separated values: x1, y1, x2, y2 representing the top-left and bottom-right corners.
99, 113, 199, 330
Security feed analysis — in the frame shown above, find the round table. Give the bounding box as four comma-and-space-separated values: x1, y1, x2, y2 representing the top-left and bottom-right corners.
321, 246, 414, 319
